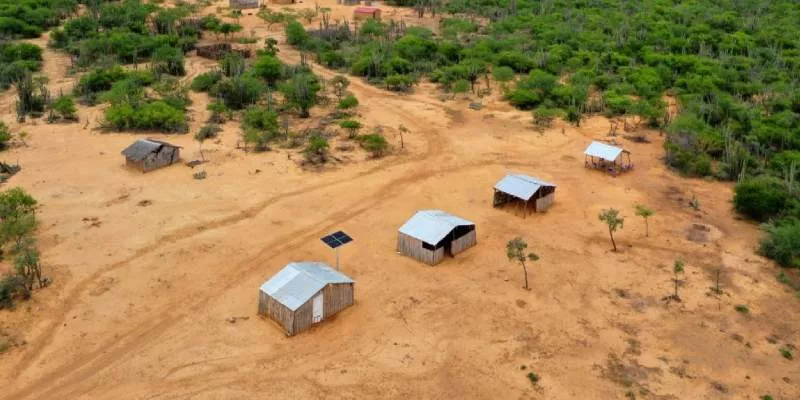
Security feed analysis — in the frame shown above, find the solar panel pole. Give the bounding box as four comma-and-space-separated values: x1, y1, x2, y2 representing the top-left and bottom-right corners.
336, 247, 340, 270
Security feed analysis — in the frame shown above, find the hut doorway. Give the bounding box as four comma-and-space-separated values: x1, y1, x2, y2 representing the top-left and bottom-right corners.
312, 294, 323, 323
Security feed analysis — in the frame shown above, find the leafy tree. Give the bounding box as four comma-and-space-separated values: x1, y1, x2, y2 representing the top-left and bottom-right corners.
634, 204, 654, 237
339, 120, 362, 138
241, 107, 278, 151
492, 66, 515, 89
220, 52, 246, 77
598, 208, 624, 251
212, 76, 265, 110
251, 54, 282, 85
506, 237, 539, 290
280, 72, 320, 118
195, 124, 221, 161
285, 20, 309, 47
451, 79, 470, 96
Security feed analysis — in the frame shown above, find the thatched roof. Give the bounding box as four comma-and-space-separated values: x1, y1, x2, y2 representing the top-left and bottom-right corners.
121, 139, 179, 161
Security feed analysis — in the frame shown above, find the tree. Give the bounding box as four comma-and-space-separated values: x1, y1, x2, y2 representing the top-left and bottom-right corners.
733, 177, 790, 222
297, 8, 316, 23
634, 204, 654, 237
280, 72, 320, 118
285, 20, 309, 47
671, 260, 685, 301
195, 124, 221, 161
252, 54, 283, 86
330, 75, 350, 101
50, 95, 78, 121
493, 66, 515, 90
263, 37, 279, 55
598, 208, 624, 251
304, 133, 329, 163
451, 79, 470, 97
506, 237, 539, 290
339, 120, 362, 138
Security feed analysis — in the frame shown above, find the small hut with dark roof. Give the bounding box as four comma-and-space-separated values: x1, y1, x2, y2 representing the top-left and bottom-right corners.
396, 210, 477, 265
121, 139, 181, 172
258, 262, 355, 336
493, 174, 557, 214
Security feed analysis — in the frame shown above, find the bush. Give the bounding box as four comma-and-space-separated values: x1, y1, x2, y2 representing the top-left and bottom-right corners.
304, 133, 329, 163
734, 177, 791, 221
532, 107, 560, 127
241, 107, 278, 151
760, 219, 800, 268
339, 120, 362, 138
191, 71, 221, 92
0, 121, 12, 150
50, 95, 78, 121
285, 20, 309, 47
105, 100, 187, 133
359, 134, 389, 158
734, 304, 749, 314
384, 74, 414, 92
251, 54, 282, 85
212, 76, 265, 110
197, 124, 222, 139
337, 94, 359, 110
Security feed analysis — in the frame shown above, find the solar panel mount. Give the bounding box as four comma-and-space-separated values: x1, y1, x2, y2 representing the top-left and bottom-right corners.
321, 230, 353, 249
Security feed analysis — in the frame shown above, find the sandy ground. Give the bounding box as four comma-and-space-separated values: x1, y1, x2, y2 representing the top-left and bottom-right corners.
0, 1, 799, 399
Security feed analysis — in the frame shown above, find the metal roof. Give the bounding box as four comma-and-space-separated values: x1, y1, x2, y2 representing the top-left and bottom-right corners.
260, 262, 354, 311
121, 139, 179, 161
398, 210, 474, 245
494, 174, 556, 201
584, 141, 624, 162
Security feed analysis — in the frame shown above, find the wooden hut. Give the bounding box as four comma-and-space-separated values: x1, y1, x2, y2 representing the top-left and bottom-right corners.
584, 141, 633, 175
353, 6, 381, 20
493, 174, 556, 214
121, 139, 181, 173
258, 262, 355, 336
271, 0, 296, 4
396, 210, 477, 265
196, 43, 252, 60
229, 0, 260, 9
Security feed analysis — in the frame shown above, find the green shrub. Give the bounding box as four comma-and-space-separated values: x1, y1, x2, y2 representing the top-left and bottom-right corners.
760, 219, 800, 268
251, 54, 282, 85
734, 177, 791, 221
211, 76, 265, 110
359, 134, 389, 158
337, 95, 359, 110
51, 95, 78, 121
105, 100, 187, 133
0, 121, 12, 150
384, 74, 415, 92
304, 133, 329, 162
734, 304, 749, 314
339, 120, 362, 138
526, 372, 539, 384
191, 71, 221, 92
197, 124, 222, 139
779, 347, 793, 360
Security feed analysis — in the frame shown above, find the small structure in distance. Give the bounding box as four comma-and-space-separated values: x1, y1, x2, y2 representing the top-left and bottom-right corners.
353, 6, 381, 20
493, 174, 556, 215
258, 262, 355, 336
121, 138, 181, 173
229, 0, 260, 9
271, 0, 296, 4
397, 210, 477, 266
584, 141, 633, 175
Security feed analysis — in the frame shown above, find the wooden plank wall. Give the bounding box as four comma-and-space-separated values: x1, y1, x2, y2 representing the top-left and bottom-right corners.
535, 193, 555, 212
451, 229, 477, 255
397, 233, 444, 265
259, 291, 295, 335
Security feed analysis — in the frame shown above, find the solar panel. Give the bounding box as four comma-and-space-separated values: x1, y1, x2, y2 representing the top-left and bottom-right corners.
320, 230, 353, 249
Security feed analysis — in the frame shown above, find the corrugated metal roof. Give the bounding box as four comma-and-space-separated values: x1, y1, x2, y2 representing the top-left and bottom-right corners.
398, 210, 474, 245
260, 262, 354, 311
121, 139, 180, 161
584, 141, 624, 162
494, 174, 556, 200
